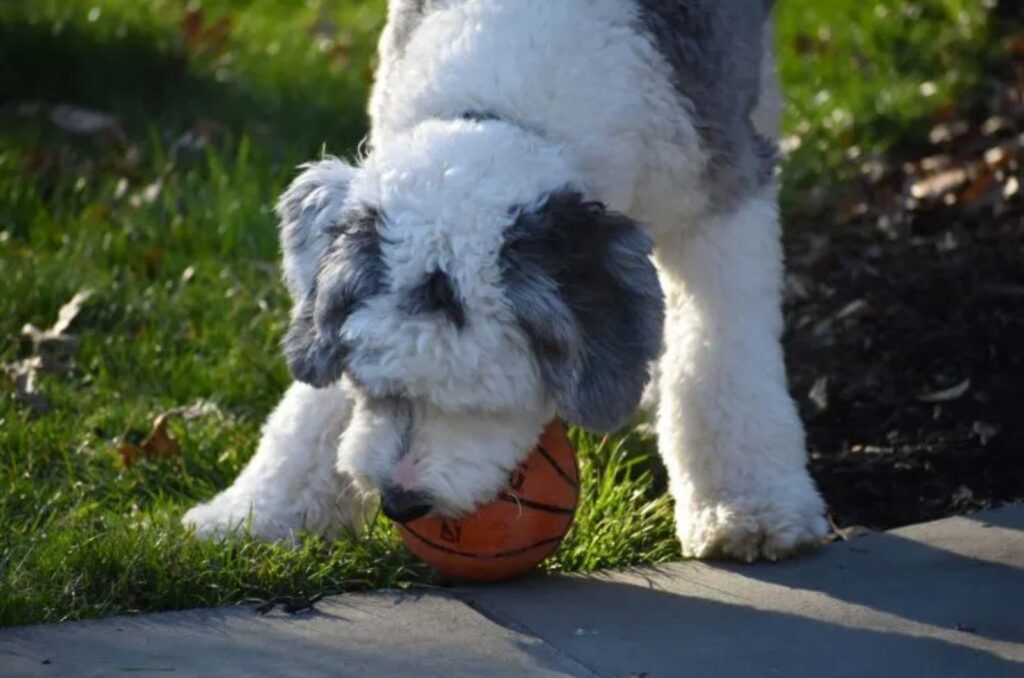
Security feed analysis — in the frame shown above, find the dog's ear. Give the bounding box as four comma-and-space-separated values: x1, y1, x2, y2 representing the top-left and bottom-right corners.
276, 158, 358, 302
281, 200, 387, 388
501, 191, 664, 432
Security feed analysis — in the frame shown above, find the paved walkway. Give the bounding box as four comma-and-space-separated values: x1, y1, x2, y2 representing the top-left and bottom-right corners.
3, 507, 1022, 677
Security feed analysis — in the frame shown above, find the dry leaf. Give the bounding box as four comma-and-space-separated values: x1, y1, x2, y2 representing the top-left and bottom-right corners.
972, 421, 1000, 446
116, 403, 220, 467
51, 289, 92, 335
182, 7, 233, 57
21, 289, 92, 374
172, 400, 222, 420
116, 442, 144, 467
5, 290, 93, 415
834, 298, 870, 321
958, 166, 997, 205
143, 413, 181, 458
809, 376, 830, 413
909, 167, 968, 200
828, 515, 873, 541
927, 120, 968, 145
4, 358, 50, 415
916, 378, 971, 403
119, 413, 181, 467
130, 180, 163, 208
1004, 176, 1020, 200
20, 324, 77, 374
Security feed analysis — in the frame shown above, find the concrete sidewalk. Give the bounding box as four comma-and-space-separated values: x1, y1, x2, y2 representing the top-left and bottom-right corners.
3, 507, 1022, 677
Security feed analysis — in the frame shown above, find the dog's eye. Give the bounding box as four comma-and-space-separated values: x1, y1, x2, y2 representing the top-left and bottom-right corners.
401, 270, 466, 329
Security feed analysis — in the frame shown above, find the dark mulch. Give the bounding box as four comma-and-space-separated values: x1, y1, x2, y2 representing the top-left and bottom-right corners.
783, 26, 1024, 531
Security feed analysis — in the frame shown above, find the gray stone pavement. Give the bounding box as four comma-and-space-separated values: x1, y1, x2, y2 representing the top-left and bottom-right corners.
0, 592, 589, 678
3, 506, 1022, 677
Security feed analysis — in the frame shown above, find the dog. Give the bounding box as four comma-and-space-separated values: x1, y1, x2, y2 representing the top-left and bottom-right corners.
184, 0, 828, 561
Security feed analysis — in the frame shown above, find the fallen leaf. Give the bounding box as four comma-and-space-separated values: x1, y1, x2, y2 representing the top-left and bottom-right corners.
162, 399, 223, 421
916, 378, 971, 403
119, 413, 181, 467
20, 289, 92, 374
972, 421, 1000, 446
143, 413, 181, 458
809, 376, 829, 413
113, 177, 130, 200
177, 400, 222, 420
958, 165, 997, 205
130, 180, 163, 208
116, 442, 144, 467
928, 120, 968, 144
950, 485, 975, 506
51, 289, 92, 335
981, 115, 1011, 136
116, 403, 220, 467
1004, 176, 1020, 200
5, 290, 93, 414
834, 298, 870, 321
909, 167, 969, 201
182, 7, 233, 57
828, 515, 872, 541
20, 324, 77, 374
4, 358, 50, 415
916, 154, 953, 174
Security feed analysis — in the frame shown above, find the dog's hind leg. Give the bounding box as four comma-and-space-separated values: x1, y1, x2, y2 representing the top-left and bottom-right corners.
183, 382, 371, 541
653, 190, 827, 561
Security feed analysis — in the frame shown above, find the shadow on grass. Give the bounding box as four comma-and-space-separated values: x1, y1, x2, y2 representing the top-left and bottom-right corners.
0, 15, 370, 158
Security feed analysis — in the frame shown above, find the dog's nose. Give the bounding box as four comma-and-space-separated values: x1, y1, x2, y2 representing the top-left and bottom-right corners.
380, 487, 432, 523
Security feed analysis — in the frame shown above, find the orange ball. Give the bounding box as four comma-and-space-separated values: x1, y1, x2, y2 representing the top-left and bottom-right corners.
396, 420, 579, 583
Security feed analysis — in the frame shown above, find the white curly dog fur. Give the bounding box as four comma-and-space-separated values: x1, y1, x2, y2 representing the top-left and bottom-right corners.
184, 0, 827, 561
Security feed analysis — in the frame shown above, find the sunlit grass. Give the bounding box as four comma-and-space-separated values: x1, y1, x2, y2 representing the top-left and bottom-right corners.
0, 0, 999, 626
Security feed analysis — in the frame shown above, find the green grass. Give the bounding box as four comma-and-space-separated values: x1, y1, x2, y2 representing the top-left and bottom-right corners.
0, 0, 999, 626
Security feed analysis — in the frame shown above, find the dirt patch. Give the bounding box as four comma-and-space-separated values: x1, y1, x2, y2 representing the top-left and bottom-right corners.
784, 25, 1024, 530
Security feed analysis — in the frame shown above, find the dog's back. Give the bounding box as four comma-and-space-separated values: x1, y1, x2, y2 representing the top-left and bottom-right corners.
371, 0, 776, 223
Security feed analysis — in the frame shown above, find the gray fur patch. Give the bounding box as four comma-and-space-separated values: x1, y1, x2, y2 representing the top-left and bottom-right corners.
369, 394, 415, 454
400, 269, 466, 329
500, 190, 665, 433
381, 0, 431, 57
284, 207, 388, 387
633, 0, 777, 204
275, 158, 356, 301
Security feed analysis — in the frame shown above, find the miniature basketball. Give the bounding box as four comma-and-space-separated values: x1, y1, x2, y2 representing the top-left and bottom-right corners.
395, 420, 579, 583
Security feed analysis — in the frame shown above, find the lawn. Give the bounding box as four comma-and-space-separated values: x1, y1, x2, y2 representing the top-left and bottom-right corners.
0, 0, 1009, 626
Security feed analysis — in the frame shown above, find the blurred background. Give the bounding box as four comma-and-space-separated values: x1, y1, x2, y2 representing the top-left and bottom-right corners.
1, 0, 1021, 626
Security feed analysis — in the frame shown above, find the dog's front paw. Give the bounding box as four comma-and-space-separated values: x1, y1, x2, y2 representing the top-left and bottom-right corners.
182, 480, 374, 542
181, 499, 271, 541
675, 473, 828, 562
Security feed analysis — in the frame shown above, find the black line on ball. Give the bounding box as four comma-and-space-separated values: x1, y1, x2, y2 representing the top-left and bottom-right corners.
401, 525, 566, 559
536, 443, 579, 489
498, 493, 574, 515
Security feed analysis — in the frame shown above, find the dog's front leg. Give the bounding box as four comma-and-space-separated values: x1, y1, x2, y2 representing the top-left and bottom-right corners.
654, 191, 827, 561
183, 382, 371, 541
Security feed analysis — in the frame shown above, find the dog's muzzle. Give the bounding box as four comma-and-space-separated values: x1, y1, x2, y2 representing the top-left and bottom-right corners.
380, 487, 432, 523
